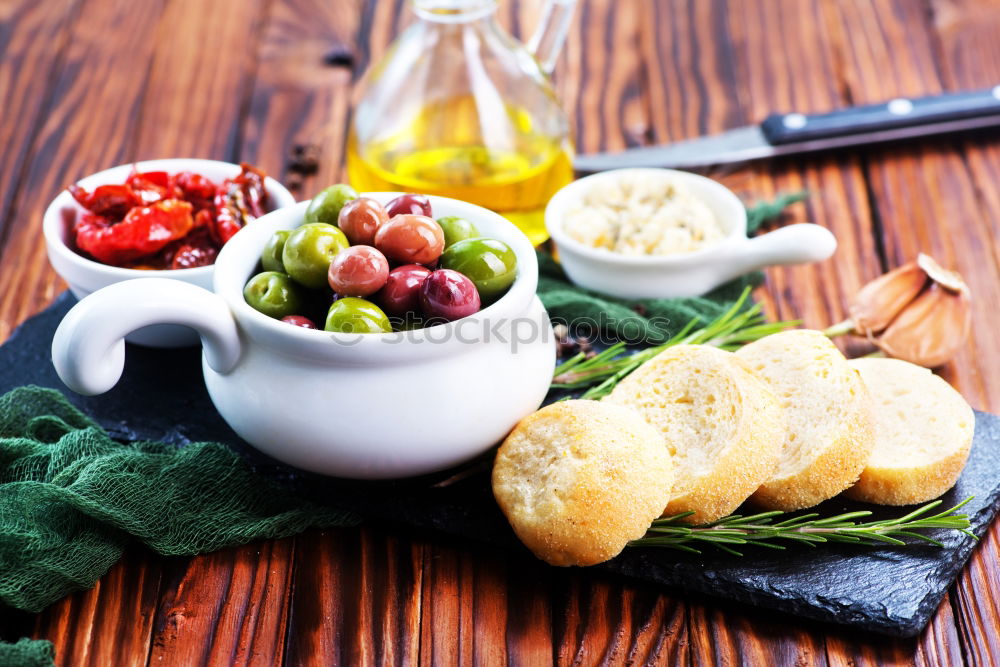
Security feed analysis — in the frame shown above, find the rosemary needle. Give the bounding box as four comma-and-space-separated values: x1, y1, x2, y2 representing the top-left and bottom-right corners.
628, 497, 976, 556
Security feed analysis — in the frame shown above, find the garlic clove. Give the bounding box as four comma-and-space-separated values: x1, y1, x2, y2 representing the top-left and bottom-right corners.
849, 261, 928, 336
875, 282, 972, 368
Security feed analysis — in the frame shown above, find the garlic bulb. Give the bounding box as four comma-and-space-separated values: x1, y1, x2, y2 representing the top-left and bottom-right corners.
833, 254, 971, 368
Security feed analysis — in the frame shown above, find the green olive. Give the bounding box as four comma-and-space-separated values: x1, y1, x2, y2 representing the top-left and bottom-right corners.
435, 216, 479, 248
261, 230, 289, 272
281, 223, 350, 288
243, 271, 305, 319
439, 237, 517, 301
304, 184, 359, 224
324, 297, 392, 334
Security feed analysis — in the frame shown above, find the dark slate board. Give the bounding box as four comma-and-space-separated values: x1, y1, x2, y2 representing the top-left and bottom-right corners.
4, 292, 1000, 637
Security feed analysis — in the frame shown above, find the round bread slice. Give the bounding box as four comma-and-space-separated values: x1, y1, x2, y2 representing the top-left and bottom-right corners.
492, 400, 672, 567
844, 358, 973, 505
735, 330, 876, 510
604, 344, 785, 524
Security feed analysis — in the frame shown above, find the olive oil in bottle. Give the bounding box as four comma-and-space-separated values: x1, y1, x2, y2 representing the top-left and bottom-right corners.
347, 99, 573, 245
346, 0, 576, 246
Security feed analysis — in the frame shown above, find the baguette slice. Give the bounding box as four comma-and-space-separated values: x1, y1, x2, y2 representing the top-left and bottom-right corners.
604, 344, 785, 524
492, 400, 673, 567
735, 330, 876, 510
845, 358, 973, 505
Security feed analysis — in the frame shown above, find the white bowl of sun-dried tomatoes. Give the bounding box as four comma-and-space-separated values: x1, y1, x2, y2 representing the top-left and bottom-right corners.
43, 158, 296, 347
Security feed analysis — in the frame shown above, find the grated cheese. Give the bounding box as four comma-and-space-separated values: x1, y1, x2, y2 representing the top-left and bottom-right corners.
563, 174, 725, 255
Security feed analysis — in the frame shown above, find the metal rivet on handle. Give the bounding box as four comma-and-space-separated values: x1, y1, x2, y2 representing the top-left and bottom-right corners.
783, 113, 807, 130
887, 98, 914, 115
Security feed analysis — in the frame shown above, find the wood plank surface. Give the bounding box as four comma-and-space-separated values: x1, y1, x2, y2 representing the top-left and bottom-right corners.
2, 1, 1000, 665
0, 0, 82, 252
0, 0, 165, 340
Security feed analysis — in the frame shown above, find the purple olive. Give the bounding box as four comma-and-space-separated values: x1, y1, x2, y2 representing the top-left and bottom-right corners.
420, 269, 481, 321
377, 264, 432, 316
385, 193, 432, 218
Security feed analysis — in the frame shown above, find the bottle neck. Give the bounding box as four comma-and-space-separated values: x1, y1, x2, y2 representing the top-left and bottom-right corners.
412, 0, 497, 23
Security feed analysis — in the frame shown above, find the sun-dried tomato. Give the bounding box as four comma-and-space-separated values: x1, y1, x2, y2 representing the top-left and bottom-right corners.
67, 184, 140, 221
232, 163, 269, 218
67, 163, 272, 269
125, 170, 181, 205
75, 199, 194, 265
136, 225, 218, 270
192, 208, 214, 229
212, 163, 271, 244
174, 172, 217, 213
170, 241, 219, 270
212, 194, 244, 245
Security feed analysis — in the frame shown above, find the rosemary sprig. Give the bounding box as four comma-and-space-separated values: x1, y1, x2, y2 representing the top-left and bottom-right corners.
629, 497, 976, 556
551, 287, 800, 399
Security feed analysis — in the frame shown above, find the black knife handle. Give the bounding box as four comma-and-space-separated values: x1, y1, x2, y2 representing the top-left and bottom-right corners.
760, 87, 1000, 145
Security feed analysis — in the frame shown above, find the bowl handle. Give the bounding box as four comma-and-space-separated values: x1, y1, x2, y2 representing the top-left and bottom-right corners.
723, 223, 837, 278
52, 278, 242, 395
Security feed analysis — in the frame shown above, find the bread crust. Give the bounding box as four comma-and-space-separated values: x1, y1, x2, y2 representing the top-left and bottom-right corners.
736, 330, 877, 511
491, 400, 673, 566
844, 446, 970, 504
606, 345, 786, 523
751, 401, 874, 510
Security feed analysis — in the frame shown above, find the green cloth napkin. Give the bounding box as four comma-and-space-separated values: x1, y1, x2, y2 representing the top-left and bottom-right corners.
0, 639, 53, 667
0, 386, 361, 615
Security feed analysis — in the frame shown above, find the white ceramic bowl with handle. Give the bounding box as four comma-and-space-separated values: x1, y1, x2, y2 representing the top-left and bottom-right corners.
51, 194, 555, 479
43, 158, 296, 347
545, 168, 837, 298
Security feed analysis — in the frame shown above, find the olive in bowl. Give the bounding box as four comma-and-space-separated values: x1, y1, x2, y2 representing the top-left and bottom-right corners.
243, 271, 305, 319
439, 237, 517, 302
436, 215, 479, 248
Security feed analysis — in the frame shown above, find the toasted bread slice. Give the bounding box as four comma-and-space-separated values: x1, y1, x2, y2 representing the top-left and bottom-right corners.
492, 400, 673, 566
845, 358, 973, 505
735, 330, 875, 510
604, 344, 785, 523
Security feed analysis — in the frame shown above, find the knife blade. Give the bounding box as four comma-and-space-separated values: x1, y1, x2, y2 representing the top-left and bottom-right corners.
573, 86, 1000, 172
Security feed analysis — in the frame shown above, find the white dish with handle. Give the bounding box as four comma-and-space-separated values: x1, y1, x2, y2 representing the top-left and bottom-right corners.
43, 158, 297, 348
50, 194, 555, 480
545, 168, 837, 299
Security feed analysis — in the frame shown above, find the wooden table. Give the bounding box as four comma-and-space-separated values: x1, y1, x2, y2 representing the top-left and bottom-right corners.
2, 0, 999, 663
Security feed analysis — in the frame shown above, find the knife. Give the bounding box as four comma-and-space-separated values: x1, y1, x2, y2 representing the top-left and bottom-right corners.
573, 87, 1000, 171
